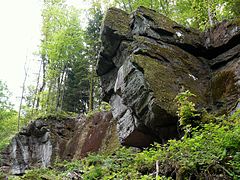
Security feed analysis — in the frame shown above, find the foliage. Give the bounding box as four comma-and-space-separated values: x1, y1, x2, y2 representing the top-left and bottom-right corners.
113, 0, 173, 16
136, 123, 240, 179
0, 80, 13, 113
175, 90, 200, 128
34, 110, 77, 121
112, 0, 240, 30
22, 0, 105, 118
8, 108, 239, 179
0, 111, 18, 151
135, 106, 240, 179
86, 102, 111, 118
98, 101, 111, 112
8, 168, 60, 180
0, 80, 18, 151
10, 113, 240, 179
6, 92, 240, 179
39, 0, 86, 113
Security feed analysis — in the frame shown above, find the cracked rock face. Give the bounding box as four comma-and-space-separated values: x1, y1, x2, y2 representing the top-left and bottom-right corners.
97, 7, 240, 147
1, 120, 53, 175
0, 112, 119, 175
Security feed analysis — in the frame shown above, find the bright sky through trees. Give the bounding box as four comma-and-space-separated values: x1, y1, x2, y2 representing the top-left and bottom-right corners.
0, 0, 42, 106
0, 0, 89, 108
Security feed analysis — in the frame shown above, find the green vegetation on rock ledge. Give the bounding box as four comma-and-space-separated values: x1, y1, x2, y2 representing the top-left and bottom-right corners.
86, 102, 111, 118
0, 80, 18, 151
3, 93, 240, 180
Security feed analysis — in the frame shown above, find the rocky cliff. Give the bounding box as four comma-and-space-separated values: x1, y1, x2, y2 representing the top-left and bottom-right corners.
1, 6, 240, 176
97, 7, 240, 147
0, 112, 119, 175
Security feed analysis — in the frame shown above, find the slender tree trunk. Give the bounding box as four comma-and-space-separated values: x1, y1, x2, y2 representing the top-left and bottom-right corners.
121, 0, 128, 11
56, 67, 65, 112
156, 160, 159, 179
18, 58, 29, 131
36, 55, 47, 109
31, 60, 42, 115
88, 69, 94, 112
207, 1, 214, 27
55, 76, 61, 112
207, 0, 216, 45
95, 77, 101, 107
45, 82, 52, 112
150, 0, 153, 9
60, 69, 67, 111
127, 0, 132, 12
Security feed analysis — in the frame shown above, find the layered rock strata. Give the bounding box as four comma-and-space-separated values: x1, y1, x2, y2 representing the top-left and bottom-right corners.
97, 7, 240, 147
0, 112, 119, 175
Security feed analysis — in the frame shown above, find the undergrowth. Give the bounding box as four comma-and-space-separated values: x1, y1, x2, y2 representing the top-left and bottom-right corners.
3, 91, 240, 179
34, 110, 78, 121
86, 102, 111, 118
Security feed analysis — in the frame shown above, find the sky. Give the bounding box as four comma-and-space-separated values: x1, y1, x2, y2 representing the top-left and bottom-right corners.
0, 0, 90, 108
0, 0, 42, 107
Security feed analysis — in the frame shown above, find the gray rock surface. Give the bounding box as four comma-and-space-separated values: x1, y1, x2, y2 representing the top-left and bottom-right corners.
0, 112, 119, 175
1, 6, 240, 176
97, 6, 240, 147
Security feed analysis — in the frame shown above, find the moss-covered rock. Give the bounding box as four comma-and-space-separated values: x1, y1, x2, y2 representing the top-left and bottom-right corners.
211, 59, 240, 114
97, 8, 131, 76
97, 7, 240, 147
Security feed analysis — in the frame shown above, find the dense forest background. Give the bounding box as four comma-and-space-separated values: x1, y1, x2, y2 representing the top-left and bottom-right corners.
0, 0, 240, 149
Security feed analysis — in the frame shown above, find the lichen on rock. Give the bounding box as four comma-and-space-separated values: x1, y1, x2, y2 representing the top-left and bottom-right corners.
97, 7, 240, 147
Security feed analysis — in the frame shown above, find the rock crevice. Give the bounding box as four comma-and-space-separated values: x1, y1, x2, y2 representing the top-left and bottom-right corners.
0, 112, 119, 175
97, 6, 240, 147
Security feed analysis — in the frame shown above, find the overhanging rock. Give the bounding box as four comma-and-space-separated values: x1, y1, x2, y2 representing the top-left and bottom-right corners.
97, 6, 240, 147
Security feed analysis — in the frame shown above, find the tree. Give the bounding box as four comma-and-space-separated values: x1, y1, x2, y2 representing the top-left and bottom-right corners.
0, 80, 15, 127
36, 0, 87, 113
113, 0, 173, 16
17, 59, 29, 131
32, 0, 105, 114
84, 7, 104, 111
62, 58, 90, 113
61, 5, 104, 113
24, 0, 239, 117
225, 0, 240, 18
0, 80, 12, 111
112, 0, 239, 30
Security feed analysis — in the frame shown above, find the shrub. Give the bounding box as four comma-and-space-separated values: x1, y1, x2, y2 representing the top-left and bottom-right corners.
175, 90, 200, 128
3, 92, 240, 179
86, 102, 111, 118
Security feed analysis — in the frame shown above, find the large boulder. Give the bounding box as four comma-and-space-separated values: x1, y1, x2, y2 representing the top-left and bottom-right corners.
97, 6, 240, 147
0, 112, 119, 175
